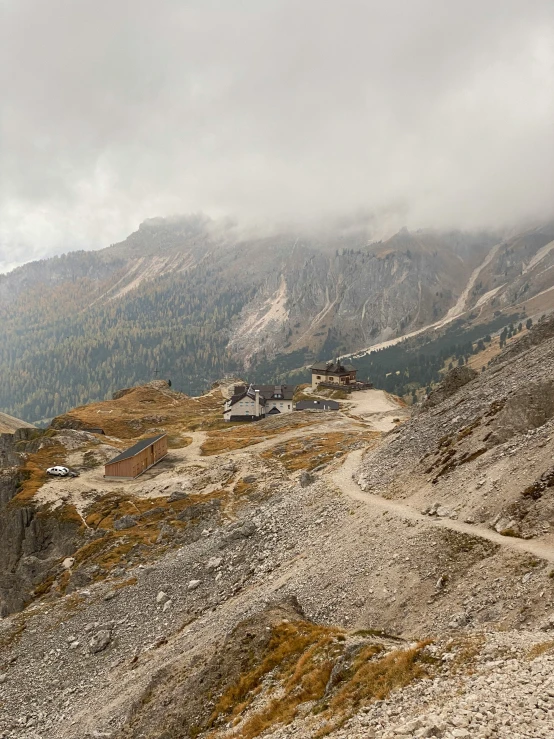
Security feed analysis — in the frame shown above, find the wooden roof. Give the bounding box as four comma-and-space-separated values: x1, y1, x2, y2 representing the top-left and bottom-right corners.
106, 434, 166, 465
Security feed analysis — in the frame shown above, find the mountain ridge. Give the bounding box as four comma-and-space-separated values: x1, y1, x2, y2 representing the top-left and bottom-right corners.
0, 411, 34, 434
1, 216, 553, 422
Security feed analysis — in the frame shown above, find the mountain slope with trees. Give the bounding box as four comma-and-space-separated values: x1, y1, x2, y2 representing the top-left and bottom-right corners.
1, 216, 553, 422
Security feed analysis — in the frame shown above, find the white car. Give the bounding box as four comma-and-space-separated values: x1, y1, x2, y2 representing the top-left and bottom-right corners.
46, 466, 78, 477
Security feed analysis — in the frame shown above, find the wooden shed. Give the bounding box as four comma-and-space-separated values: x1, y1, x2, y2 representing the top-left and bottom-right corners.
104, 434, 168, 480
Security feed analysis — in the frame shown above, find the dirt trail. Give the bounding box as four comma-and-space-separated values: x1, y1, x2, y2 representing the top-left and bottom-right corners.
331, 449, 554, 564
344, 389, 408, 431
184, 430, 208, 460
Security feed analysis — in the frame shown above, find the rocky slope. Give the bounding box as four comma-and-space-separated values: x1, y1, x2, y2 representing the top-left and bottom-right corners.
1, 322, 554, 738
1, 216, 553, 422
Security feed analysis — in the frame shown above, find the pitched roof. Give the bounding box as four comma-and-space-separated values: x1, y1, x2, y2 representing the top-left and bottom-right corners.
106, 434, 166, 466
228, 384, 295, 406
311, 362, 356, 374
254, 384, 295, 401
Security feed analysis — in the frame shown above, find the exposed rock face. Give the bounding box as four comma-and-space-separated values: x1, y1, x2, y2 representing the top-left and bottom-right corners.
116, 597, 306, 739
4, 217, 553, 417
0, 428, 42, 467
113, 515, 138, 531
89, 630, 112, 654
0, 433, 82, 617
420, 366, 478, 411
358, 305, 554, 541
491, 379, 554, 443
2, 312, 554, 739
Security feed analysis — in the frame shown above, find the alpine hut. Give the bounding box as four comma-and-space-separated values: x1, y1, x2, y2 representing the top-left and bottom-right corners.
104, 434, 168, 480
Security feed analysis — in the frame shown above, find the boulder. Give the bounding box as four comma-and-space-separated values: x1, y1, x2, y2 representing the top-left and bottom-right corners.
206, 557, 223, 572
168, 489, 190, 503
491, 380, 554, 444
113, 515, 137, 531
493, 517, 520, 537
225, 520, 257, 541
89, 630, 111, 654
299, 471, 315, 488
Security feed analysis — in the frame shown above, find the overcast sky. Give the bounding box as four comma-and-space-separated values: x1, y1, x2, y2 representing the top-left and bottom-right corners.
1, 0, 553, 273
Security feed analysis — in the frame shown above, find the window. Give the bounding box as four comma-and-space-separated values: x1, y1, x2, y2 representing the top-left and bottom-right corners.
287, 404, 291, 409
316, 375, 321, 379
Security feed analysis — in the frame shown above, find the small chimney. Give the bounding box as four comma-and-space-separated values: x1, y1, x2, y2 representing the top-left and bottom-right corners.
255, 389, 260, 417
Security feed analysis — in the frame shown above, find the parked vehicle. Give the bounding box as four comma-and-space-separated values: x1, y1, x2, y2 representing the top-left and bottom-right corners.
46, 466, 79, 477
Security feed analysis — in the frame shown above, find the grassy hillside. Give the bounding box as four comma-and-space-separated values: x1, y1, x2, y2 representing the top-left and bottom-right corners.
0, 265, 252, 421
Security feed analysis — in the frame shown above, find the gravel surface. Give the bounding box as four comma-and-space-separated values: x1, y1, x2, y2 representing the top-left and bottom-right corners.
1, 318, 554, 738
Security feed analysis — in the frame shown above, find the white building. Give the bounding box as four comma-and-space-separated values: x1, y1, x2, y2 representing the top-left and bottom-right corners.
224, 384, 295, 422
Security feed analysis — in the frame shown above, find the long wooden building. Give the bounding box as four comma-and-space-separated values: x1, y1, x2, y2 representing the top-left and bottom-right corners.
104, 434, 168, 480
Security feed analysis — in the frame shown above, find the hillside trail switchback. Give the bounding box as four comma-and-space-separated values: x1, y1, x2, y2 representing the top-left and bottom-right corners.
331, 448, 554, 564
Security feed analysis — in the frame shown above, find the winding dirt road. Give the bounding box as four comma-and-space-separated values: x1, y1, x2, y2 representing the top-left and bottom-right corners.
331, 449, 554, 564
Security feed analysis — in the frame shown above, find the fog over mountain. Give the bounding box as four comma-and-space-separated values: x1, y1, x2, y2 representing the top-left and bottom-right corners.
1, 0, 553, 273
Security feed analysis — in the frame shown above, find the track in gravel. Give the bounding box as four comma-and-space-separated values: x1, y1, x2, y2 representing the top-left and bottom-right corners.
331, 449, 554, 564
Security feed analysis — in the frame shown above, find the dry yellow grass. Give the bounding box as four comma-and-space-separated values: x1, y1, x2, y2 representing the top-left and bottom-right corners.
206, 620, 435, 739
208, 620, 342, 739
112, 576, 138, 590
444, 327, 531, 375
465, 335, 505, 371
200, 414, 320, 456
52, 384, 223, 441
528, 640, 554, 660
261, 431, 379, 471
12, 439, 68, 505
311, 641, 435, 738
31, 489, 226, 599
442, 633, 485, 674
293, 383, 312, 402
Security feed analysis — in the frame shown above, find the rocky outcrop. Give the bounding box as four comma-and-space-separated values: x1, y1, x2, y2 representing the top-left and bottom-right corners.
117, 597, 307, 739
0, 428, 43, 467
491, 379, 554, 444
358, 305, 554, 539
0, 477, 81, 616
0, 433, 82, 617
420, 366, 478, 411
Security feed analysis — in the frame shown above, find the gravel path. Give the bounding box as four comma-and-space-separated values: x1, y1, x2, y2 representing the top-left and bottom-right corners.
331, 449, 554, 563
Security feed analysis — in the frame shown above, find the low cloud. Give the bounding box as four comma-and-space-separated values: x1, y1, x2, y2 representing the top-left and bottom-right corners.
1, 0, 553, 272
